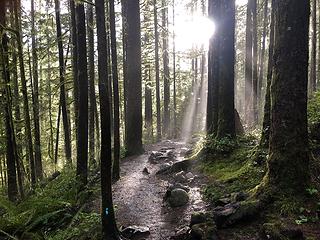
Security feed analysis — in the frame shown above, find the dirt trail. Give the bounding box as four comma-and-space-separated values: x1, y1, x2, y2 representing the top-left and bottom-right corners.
112, 140, 208, 240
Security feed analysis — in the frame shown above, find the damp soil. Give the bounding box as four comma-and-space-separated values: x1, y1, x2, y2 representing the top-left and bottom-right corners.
106, 140, 209, 240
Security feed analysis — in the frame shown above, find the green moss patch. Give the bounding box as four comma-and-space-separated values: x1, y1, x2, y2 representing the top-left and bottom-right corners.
199, 136, 265, 203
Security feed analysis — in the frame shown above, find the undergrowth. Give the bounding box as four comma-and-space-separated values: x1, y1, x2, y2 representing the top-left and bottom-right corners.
0, 169, 100, 240
200, 134, 264, 203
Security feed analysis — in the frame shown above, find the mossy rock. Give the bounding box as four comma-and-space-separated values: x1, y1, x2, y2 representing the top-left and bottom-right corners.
214, 200, 262, 228
225, 200, 262, 226
170, 160, 192, 173
190, 222, 218, 240
261, 223, 305, 240
190, 212, 213, 226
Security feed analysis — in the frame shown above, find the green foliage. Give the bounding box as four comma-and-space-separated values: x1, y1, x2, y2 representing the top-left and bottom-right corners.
47, 212, 101, 240
200, 136, 265, 203
0, 169, 94, 239
308, 91, 320, 124
205, 135, 238, 154
306, 188, 318, 196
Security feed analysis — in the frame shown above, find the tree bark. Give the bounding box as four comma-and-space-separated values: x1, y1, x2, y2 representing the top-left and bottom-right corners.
262, 0, 310, 194
31, 0, 43, 180
95, 0, 120, 237
310, 0, 317, 94
125, 0, 143, 155
0, 1, 19, 201
260, 0, 274, 148
154, 0, 162, 141
14, 0, 36, 187
172, 0, 177, 138
54, 0, 72, 164
76, 1, 89, 185
252, 0, 258, 124
216, 0, 236, 139
70, 0, 79, 140
162, 0, 170, 136
207, 0, 220, 135
87, 1, 96, 168
257, 0, 268, 111
244, 0, 253, 124
109, 0, 121, 181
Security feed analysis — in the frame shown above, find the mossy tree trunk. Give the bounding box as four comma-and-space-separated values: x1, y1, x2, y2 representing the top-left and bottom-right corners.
263, 0, 310, 194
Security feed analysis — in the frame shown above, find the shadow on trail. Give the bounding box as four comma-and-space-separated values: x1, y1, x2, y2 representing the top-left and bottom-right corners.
110, 140, 208, 240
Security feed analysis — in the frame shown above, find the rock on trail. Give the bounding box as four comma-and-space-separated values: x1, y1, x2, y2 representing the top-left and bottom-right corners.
110, 140, 208, 240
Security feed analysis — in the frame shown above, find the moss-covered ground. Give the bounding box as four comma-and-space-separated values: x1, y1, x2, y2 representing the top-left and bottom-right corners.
196, 133, 320, 240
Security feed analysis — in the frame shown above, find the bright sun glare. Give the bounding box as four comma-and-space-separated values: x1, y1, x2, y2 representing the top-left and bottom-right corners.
174, 15, 215, 52
236, 0, 248, 6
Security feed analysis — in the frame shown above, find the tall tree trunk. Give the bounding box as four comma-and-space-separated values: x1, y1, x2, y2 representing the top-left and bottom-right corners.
95, 0, 119, 237
76, 1, 89, 185
172, 0, 177, 138
162, 0, 170, 136
261, 0, 310, 195
70, 0, 79, 140
216, 0, 236, 139
154, 0, 162, 141
87, 1, 96, 168
14, 0, 36, 187
318, 0, 320, 87
260, 0, 275, 148
0, 2, 18, 201
10, 1, 24, 198
46, 4, 54, 161
310, 0, 317, 94
31, 0, 43, 180
207, 0, 220, 135
252, 0, 258, 124
54, 104, 62, 165
54, 0, 72, 164
245, 0, 253, 124
125, 0, 143, 155
121, 0, 128, 144
109, 0, 121, 181
257, 0, 268, 112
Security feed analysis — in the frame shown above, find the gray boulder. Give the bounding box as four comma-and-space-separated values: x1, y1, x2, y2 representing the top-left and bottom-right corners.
168, 188, 189, 207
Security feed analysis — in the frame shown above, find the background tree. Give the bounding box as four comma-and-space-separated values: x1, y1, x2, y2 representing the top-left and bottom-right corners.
109, 0, 121, 181
76, 1, 89, 185
0, 0, 18, 201
125, 0, 143, 155
95, 0, 120, 237
54, 0, 72, 164
154, 0, 162, 141
31, 0, 43, 180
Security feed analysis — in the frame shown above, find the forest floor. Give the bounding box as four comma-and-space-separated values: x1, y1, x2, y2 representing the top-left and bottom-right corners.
90, 137, 320, 240
92, 139, 210, 240
0, 137, 319, 240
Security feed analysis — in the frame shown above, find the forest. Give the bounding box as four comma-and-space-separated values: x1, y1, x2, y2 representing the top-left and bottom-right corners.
0, 0, 319, 239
